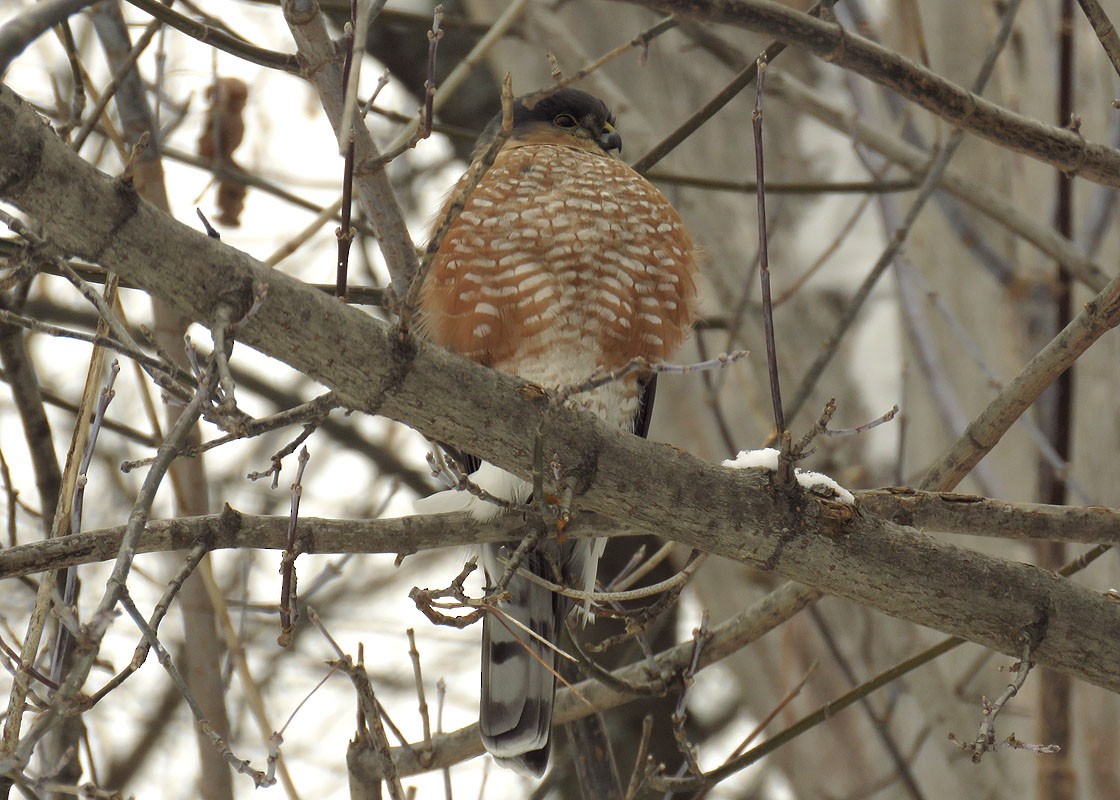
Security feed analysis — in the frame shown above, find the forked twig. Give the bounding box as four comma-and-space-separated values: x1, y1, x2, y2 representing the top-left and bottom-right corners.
306, 608, 406, 800
948, 634, 1058, 762
119, 589, 276, 787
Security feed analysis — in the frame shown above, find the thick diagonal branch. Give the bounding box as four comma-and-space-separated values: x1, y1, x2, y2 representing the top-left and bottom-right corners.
2, 83, 1120, 697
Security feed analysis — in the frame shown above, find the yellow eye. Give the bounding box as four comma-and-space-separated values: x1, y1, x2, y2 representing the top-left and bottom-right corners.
553, 114, 578, 128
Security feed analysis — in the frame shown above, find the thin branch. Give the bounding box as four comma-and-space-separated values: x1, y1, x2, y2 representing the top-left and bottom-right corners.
83, 543, 210, 707
53, 18, 86, 140
375, 0, 531, 159
556, 351, 748, 401
1, 367, 209, 776
10, 491, 1120, 583
655, 638, 958, 794
277, 446, 310, 647
282, 0, 419, 298
668, 611, 710, 777
784, 0, 1025, 423
401, 74, 514, 325
948, 635, 1055, 762
375, 582, 821, 778
405, 629, 432, 764
499, 551, 707, 605
122, 0, 299, 72
0, 0, 98, 75
307, 608, 406, 800
120, 391, 339, 473
117, 589, 277, 787
750, 55, 784, 439
632, 0, 837, 174
1075, 0, 1120, 78
519, 16, 679, 109
364, 4, 445, 167
334, 1, 361, 298
71, 15, 162, 151
919, 267, 1120, 492
764, 69, 1110, 293
0, 512, 628, 581
646, 172, 918, 194
617, 0, 1120, 187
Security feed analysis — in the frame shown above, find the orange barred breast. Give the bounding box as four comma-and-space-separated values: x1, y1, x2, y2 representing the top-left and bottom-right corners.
419, 142, 698, 420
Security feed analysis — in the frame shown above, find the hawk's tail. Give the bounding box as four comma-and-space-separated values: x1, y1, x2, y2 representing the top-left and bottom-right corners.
480, 544, 561, 776
479, 538, 603, 777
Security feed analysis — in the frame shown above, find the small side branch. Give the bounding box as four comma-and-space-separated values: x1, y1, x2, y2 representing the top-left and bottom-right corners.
308, 608, 407, 800
949, 635, 1058, 762
751, 54, 785, 441
277, 446, 311, 647
119, 589, 277, 787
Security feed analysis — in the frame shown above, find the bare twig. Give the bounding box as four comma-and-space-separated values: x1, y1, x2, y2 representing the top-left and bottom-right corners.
307, 608, 406, 800
623, 716, 655, 800
375, 0, 530, 159
434, 678, 452, 799
121, 391, 339, 472
53, 18, 86, 140
0, 308, 186, 400
278, 446, 311, 647
618, 0, 1120, 187
646, 172, 917, 195
122, 0, 299, 72
334, 1, 362, 298
920, 264, 1120, 492
362, 6, 446, 169
690, 662, 818, 800
1074, 0, 1120, 78
633, 0, 838, 173
667, 611, 711, 777
209, 302, 240, 415
424, 448, 521, 515
405, 630, 433, 764
377, 582, 820, 778
1, 376, 209, 776
949, 635, 1058, 762
409, 560, 487, 629
50, 360, 120, 683
652, 635, 960, 794
823, 404, 899, 437
520, 16, 678, 109
118, 589, 277, 787
750, 55, 784, 440
282, 0, 419, 298
556, 351, 748, 401
246, 420, 320, 488
0, 0, 98, 74
71, 15, 162, 151
785, 0, 1025, 423
83, 543, 209, 707
497, 550, 707, 606
764, 69, 1110, 293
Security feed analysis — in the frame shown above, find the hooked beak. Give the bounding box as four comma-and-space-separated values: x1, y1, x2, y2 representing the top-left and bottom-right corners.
598, 122, 623, 153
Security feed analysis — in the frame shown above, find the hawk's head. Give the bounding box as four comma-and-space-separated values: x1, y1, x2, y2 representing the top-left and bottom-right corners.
475, 88, 622, 158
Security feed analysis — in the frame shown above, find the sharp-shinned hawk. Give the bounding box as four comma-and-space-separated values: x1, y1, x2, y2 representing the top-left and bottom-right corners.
415, 88, 700, 776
